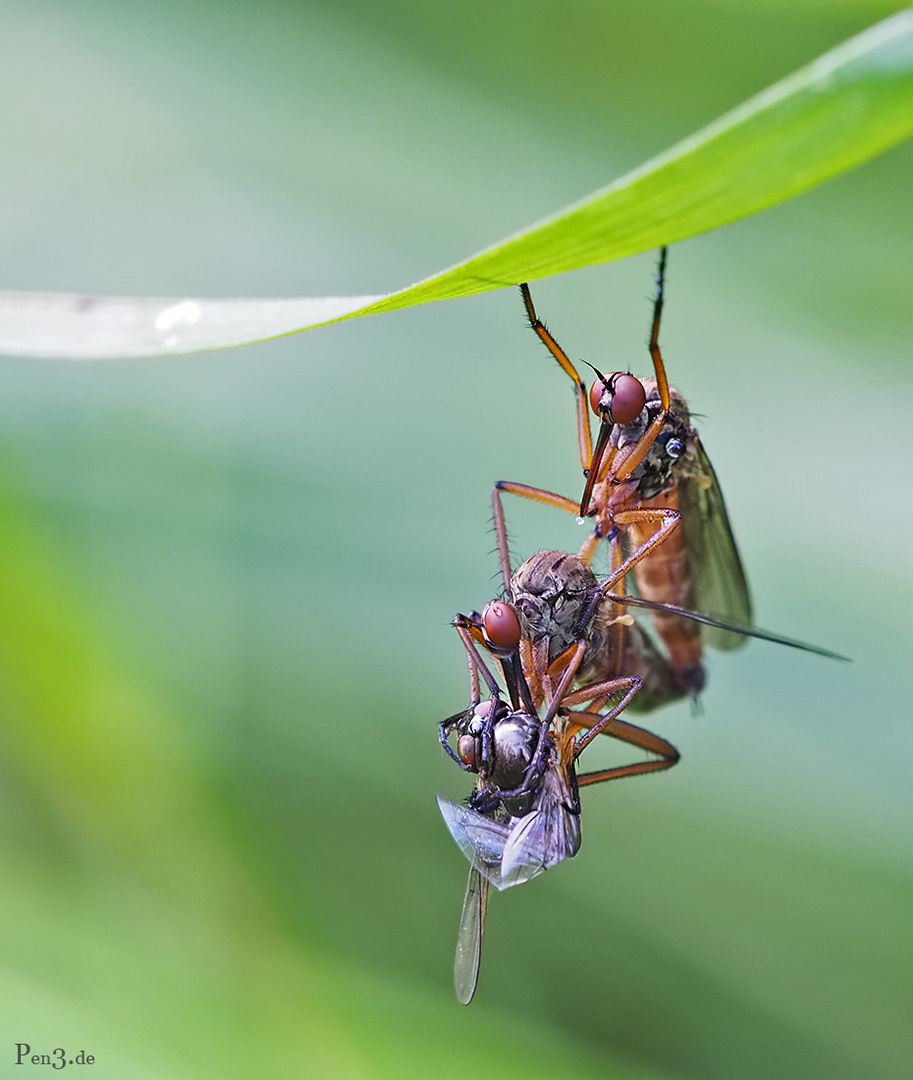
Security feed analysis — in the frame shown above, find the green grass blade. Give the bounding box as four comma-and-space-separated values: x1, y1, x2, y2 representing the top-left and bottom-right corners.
1, 9, 912, 359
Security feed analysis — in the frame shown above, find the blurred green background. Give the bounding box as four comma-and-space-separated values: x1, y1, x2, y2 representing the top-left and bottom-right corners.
0, 1, 911, 1078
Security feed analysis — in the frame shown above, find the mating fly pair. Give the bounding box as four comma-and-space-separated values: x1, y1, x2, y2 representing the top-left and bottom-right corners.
437, 249, 844, 1004
500, 246, 753, 701
501, 249, 841, 696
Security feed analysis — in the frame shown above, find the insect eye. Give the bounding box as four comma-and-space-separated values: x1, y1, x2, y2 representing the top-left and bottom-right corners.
457, 734, 478, 770
665, 437, 684, 459
589, 373, 646, 426
482, 601, 521, 650
468, 698, 495, 735
609, 373, 647, 425
589, 377, 609, 416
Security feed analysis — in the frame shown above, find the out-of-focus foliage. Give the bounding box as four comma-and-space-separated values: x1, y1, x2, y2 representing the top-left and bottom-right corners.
0, 2, 910, 1079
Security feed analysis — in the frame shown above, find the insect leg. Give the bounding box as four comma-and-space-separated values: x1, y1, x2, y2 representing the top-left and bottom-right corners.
491, 483, 514, 598
441, 620, 510, 768
560, 675, 644, 756
494, 480, 580, 518
648, 247, 671, 414
598, 507, 681, 595
494, 481, 601, 568
569, 706, 680, 784
597, 247, 673, 485
520, 283, 593, 472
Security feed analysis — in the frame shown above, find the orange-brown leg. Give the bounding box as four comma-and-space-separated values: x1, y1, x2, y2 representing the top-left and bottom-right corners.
494, 293, 681, 584
494, 480, 580, 518
584, 247, 673, 493
490, 482, 514, 597
520, 283, 593, 473
648, 247, 671, 413
494, 478, 600, 570
605, 528, 629, 674
579, 420, 617, 517
492, 486, 680, 587
599, 506, 681, 594
440, 622, 504, 770
453, 621, 502, 704
493, 480, 602, 568
518, 636, 544, 711
610, 247, 673, 481
510, 640, 590, 776
561, 675, 644, 755
569, 708, 680, 785
540, 641, 587, 724
576, 532, 601, 566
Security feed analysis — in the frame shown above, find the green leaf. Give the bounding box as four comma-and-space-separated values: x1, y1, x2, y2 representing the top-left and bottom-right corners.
2, 9, 912, 359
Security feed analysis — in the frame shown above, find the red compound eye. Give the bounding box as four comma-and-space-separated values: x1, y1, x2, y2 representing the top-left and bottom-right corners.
482, 601, 521, 650
610, 373, 647, 425
589, 377, 610, 416
457, 734, 477, 769
589, 372, 646, 425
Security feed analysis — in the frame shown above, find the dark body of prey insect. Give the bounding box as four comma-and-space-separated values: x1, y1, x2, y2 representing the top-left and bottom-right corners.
438, 604, 678, 1005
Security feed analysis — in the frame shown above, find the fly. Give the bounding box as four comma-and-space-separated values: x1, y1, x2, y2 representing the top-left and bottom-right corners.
497, 248, 753, 697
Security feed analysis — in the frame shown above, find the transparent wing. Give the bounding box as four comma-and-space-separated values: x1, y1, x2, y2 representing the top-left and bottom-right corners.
436, 794, 512, 890
454, 867, 488, 1006
679, 439, 753, 650
499, 805, 581, 887
437, 782, 581, 892
500, 766, 581, 887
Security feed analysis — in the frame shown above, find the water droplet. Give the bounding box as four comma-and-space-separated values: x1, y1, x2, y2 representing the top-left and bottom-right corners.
154, 300, 202, 348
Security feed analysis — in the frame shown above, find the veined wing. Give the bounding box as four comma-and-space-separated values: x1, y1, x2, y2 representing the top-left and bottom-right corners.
679, 438, 752, 650
436, 794, 513, 890
437, 780, 581, 892
453, 867, 488, 1005
499, 765, 581, 887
